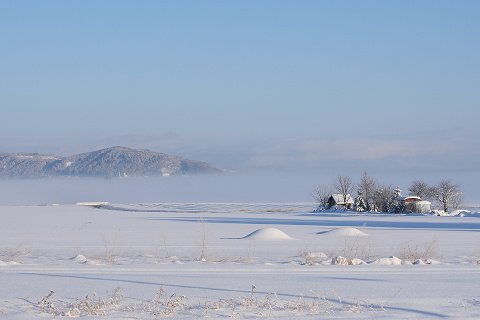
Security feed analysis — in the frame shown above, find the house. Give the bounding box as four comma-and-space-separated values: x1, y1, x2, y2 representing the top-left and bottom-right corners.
327, 194, 354, 209
397, 195, 431, 213
402, 196, 421, 212
412, 201, 432, 213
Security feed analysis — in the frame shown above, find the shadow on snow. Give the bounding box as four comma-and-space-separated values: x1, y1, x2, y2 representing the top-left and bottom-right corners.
21, 272, 448, 318
144, 216, 480, 232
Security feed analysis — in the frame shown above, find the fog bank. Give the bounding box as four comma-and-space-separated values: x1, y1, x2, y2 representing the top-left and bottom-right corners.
0, 170, 477, 205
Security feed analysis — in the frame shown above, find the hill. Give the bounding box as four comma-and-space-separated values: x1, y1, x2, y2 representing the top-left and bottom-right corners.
0, 146, 222, 178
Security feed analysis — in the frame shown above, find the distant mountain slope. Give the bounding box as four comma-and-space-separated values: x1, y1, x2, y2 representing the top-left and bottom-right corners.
0, 153, 65, 178
0, 147, 222, 178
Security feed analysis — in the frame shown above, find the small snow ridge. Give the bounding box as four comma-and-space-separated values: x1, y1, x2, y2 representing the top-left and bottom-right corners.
320, 227, 368, 236
242, 228, 293, 240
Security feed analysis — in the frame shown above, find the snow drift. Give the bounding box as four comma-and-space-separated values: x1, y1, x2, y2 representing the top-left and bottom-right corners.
320, 227, 369, 236
242, 228, 294, 240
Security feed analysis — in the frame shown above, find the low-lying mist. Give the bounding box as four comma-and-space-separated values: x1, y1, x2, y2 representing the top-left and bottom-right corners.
0, 170, 477, 205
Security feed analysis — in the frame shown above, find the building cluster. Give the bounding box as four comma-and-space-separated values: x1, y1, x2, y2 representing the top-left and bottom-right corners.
326, 187, 432, 213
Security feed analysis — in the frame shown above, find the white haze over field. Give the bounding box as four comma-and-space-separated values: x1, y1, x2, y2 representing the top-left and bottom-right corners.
0, 170, 477, 206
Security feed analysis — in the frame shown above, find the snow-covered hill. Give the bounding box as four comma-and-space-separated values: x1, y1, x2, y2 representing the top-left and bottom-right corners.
0, 146, 222, 178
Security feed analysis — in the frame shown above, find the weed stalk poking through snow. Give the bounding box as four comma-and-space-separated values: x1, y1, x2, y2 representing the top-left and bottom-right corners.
37, 290, 57, 315
198, 217, 208, 261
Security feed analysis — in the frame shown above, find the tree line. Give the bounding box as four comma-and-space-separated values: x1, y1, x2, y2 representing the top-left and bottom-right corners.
312, 172, 463, 213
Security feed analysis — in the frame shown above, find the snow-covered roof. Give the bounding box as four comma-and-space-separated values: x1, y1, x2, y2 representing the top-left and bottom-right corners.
398, 196, 422, 201
330, 194, 354, 205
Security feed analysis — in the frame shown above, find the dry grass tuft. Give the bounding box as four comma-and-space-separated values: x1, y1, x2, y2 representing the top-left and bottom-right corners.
36, 287, 123, 317
0, 246, 31, 263
398, 239, 438, 262
141, 287, 188, 317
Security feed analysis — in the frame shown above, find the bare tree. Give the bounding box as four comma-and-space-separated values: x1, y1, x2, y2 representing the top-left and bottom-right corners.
408, 180, 435, 201
356, 172, 377, 211
334, 175, 354, 207
433, 180, 463, 213
374, 184, 397, 213
311, 185, 331, 210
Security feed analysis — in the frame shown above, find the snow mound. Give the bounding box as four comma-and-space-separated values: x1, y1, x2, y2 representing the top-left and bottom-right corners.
371, 256, 403, 265
350, 258, 367, 265
242, 228, 293, 240
72, 254, 88, 264
322, 227, 368, 237
449, 210, 470, 217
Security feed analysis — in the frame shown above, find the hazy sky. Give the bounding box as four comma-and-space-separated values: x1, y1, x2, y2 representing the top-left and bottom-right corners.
1, 1, 479, 177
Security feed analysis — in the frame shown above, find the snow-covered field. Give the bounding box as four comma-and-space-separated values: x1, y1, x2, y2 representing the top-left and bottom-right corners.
1, 203, 480, 319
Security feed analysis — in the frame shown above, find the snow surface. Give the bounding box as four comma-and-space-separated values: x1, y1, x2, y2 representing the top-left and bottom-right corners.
0, 203, 479, 319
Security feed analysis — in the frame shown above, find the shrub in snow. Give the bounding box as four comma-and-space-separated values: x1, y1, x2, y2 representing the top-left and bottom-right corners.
72, 287, 123, 316
141, 287, 188, 317
299, 251, 328, 265
37, 291, 57, 315
328, 236, 375, 262
398, 239, 437, 262
331, 256, 366, 265
36, 288, 123, 317
0, 247, 30, 263
332, 256, 350, 265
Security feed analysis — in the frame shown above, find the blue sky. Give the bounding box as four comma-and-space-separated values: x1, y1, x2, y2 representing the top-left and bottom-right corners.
1, 1, 479, 179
